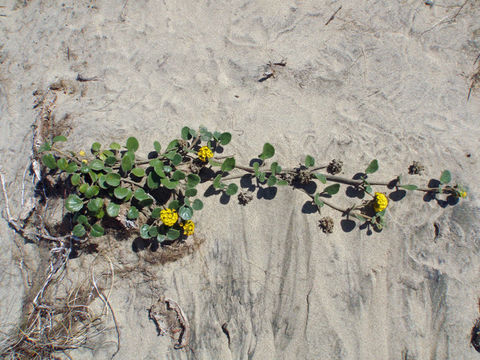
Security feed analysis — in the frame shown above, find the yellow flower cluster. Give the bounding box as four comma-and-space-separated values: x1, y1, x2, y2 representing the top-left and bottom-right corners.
160, 208, 178, 227
373, 192, 388, 212
180, 220, 195, 236
459, 191, 467, 198
197, 146, 213, 162
78, 150, 88, 164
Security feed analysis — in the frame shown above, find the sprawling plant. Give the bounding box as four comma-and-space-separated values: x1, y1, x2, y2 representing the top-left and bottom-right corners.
38, 126, 467, 241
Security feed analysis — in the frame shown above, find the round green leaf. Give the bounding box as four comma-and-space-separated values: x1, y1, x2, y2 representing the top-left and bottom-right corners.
131, 167, 145, 177
161, 178, 178, 190
140, 224, 150, 239
440, 170, 451, 184
114, 187, 129, 200
91, 142, 101, 153
105, 156, 117, 166
126, 137, 139, 152
80, 164, 90, 174
133, 188, 149, 201
90, 159, 104, 171
66, 195, 83, 212
192, 199, 203, 211
90, 224, 104, 237
323, 183, 340, 195
71, 173, 81, 186
219, 132, 232, 145
75, 214, 88, 225
153, 141, 161, 153
127, 206, 139, 219
98, 175, 108, 189
365, 159, 379, 174
39, 142, 51, 152
106, 173, 121, 187
259, 143, 275, 160
167, 228, 180, 240
185, 188, 197, 197
187, 174, 201, 188
179, 205, 193, 220
168, 200, 180, 210
226, 183, 239, 196
314, 193, 324, 208
267, 175, 277, 187
221, 157, 236, 172
66, 162, 78, 173
106, 202, 120, 217
78, 183, 88, 193
87, 198, 103, 212
315, 173, 327, 184
181, 126, 192, 140
399, 184, 418, 191
151, 207, 162, 219
148, 225, 159, 238
166, 139, 179, 151
147, 172, 160, 189
42, 154, 57, 170
171, 153, 182, 166
85, 185, 100, 199
172, 170, 185, 181
110, 142, 121, 150
57, 158, 68, 171
305, 155, 315, 168
121, 153, 133, 173
52, 135, 67, 143
72, 224, 86, 237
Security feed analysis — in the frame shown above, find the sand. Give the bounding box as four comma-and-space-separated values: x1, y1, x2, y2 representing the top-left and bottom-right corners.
0, 0, 480, 359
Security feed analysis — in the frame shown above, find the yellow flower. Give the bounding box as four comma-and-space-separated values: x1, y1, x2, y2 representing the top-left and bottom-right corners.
197, 146, 213, 162
180, 220, 195, 236
160, 208, 178, 227
82, 159, 88, 164
459, 191, 467, 198
373, 192, 388, 212
78, 150, 86, 157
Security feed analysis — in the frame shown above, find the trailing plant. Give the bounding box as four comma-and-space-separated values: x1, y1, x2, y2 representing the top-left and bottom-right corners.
38, 127, 467, 241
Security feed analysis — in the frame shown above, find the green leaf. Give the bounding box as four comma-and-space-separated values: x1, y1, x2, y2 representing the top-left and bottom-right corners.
154, 162, 165, 177
91, 142, 101, 153
161, 178, 178, 190
153, 141, 161, 153
213, 131, 221, 140
38, 142, 51, 152
71, 173, 81, 186
365, 159, 379, 174
90, 159, 104, 171
351, 213, 369, 222
72, 224, 86, 237
52, 135, 67, 143
98, 175, 108, 189
66, 195, 83, 212
85, 185, 100, 199
134, 188, 149, 201
167, 228, 180, 240
179, 205, 193, 220
151, 208, 162, 219
105, 202, 120, 217
213, 174, 225, 189
106, 173, 121, 187
323, 183, 340, 195
78, 183, 88, 193
192, 199, 203, 210
148, 225, 159, 238
114, 187, 129, 200
257, 172, 266, 183
219, 132, 232, 145
147, 172, 160, 189
126, 137, 139, 152
90, 224, 104, 237
440, 170, 451, 184
305, 155, 315, 168
259, 143, 275, 160
110, 142, 121, 150
66, 162, 78, 173
121, 153, 133, 173
181, 126, 192, 140
57, 158, 68, 171
314, 193, 324, 208
42, 154, 57, 169
172, 170, 185, 181
315, 173, 327, 184
221, 157, 236, 172
168, 200, 180, 210
127, 206, 139, 219
267, 175, 277, 187
365, 185, 372, 194
75, 215, 88, 225
163, 165, 172, 173
104, 156, 116, 167
277, 179, 288, 186
80, 164, 90, 174
208, 159, 222, 167
399, 184, 418, 191
166, 139, 179, 152
88, 170, 98, 184
187, 174, 201, 188
131, 167, 145, 177
270, 162, 281, 176
171, 153, 183, 166
140, 224, 150, 239
226, 183, 238, 196
87, 198, 103, 212
185, 188, 197, 197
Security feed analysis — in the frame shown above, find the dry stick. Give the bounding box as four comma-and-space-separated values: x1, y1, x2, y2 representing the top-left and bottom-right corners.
91, 257, 120, 359
325, 5, 342, 26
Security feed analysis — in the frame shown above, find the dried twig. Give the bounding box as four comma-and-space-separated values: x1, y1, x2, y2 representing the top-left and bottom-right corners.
325, 5, 342, 26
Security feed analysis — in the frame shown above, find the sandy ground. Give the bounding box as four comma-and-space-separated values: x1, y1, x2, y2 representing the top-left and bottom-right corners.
1, 0, 480, 359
